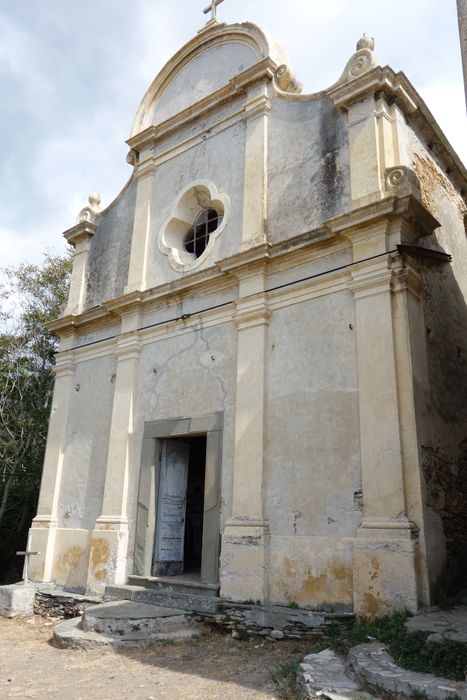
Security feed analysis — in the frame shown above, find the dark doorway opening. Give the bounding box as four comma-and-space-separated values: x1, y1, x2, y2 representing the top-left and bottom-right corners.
183, 435, 206, 575
152, 435, 206, 579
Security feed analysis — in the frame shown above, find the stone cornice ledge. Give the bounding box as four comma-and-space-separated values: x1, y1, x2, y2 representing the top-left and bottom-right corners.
127, 58, 276, 152
326, 194, 440, 239
46, 305, 110, 335
47, 196, 439, 335
63, 220, 96, 247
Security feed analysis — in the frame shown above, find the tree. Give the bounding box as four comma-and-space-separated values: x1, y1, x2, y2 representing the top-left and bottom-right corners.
0, 251, 72, 583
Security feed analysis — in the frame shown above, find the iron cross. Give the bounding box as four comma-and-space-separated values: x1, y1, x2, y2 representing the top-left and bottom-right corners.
203, 0, 224, 22
16, 549, 40, 585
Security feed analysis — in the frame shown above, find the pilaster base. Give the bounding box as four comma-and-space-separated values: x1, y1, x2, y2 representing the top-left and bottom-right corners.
86, 519, 129, 594
353, 524, 419, 618
220, 519, 269, 603
28, 517, 58, 582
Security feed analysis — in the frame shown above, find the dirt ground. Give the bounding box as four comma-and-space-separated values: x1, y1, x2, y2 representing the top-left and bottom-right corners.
0, 615, 310, 700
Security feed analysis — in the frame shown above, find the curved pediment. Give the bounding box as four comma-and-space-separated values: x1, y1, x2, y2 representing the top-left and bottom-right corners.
130, 22, 290, 136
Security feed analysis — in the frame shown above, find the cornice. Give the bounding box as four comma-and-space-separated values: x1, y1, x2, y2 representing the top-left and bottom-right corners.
326, 194, 439, 239
127, 59, 276, 153
48, 195, 439, 336
62, 220, 96, 248
45, 306, 115, 336
327, 65, 417, 114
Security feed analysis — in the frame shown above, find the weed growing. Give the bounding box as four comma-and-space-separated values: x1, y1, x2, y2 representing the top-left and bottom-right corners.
325, 611, 467, 681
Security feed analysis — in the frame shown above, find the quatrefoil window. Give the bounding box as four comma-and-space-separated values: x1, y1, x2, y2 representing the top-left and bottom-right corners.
159, 181, 230, 272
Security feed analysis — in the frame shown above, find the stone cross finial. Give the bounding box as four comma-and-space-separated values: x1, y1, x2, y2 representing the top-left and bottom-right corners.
203, 0, 224, 22
357, 33, 375, 51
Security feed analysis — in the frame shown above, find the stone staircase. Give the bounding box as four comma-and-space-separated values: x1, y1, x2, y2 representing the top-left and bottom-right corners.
53, 599, 202, 649
104, 575, 222, 614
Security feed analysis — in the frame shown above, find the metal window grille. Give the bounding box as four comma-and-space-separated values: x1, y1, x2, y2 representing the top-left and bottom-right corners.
184, 208, 221, 258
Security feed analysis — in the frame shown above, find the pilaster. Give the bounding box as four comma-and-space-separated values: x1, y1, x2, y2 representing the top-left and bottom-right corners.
87, 307, 142, 591
125, 156, 157, 293
29, 346, 76, 582
63, 222, 96, 315
346, 225, 421, 616
241, 83, 270, 250
328, 65, 415, 210
220, 266, 270, 602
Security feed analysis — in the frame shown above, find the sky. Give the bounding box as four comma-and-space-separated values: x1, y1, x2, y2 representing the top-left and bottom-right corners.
0, 0, 466, 271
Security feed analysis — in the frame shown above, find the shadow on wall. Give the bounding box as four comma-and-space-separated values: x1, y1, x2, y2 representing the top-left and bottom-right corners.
412, 187, 467, 599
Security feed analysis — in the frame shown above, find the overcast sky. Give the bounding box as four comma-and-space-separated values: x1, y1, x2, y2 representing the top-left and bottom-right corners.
0, 0, 465, 270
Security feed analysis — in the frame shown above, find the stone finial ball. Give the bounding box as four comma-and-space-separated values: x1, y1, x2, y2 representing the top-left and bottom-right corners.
88, 191, 101, 209
356, 33, 375, 51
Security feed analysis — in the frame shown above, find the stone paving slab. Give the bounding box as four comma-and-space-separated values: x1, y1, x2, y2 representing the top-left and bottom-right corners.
84, 600, 187, 619
348, 642, 467, 699
53, 615, 202, 650
298, 648, 376, 699
406, 606, 467, 643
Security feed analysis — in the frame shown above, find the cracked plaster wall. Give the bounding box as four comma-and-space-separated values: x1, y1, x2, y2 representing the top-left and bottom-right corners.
58, 355, 116, 531
267, 96, 350, 242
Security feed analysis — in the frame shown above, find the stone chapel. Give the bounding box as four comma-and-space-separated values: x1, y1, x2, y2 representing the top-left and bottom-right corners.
28, 14, 467, 618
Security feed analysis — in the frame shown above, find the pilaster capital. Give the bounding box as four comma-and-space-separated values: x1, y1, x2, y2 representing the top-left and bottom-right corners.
358, 517, 418, 540
31, 515, 58, 528
134, 158, 157, 181
243, 94, 271, 121
223, 517, 269, 538
348, 260, 394, 299
234, 294, 270, 329
95, 515, 129, 530
114, 335, 141, 361
53, 353, 75, 378
63, 220, 96, 249
391, 261, 424, 299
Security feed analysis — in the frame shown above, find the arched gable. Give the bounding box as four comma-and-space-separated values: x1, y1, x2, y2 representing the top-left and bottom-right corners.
130, 22, 290, 136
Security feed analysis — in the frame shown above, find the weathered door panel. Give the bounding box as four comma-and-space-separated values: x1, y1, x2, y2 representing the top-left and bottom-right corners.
153, 440, 190, 576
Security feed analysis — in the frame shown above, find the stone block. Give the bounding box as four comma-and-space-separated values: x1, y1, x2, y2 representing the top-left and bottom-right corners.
0, 584, 36, 618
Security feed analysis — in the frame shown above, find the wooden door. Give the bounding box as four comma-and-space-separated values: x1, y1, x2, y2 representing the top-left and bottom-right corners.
153, 440, 190, 576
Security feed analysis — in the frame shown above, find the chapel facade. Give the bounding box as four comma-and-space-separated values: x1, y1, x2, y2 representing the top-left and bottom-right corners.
28, 16, 467, 617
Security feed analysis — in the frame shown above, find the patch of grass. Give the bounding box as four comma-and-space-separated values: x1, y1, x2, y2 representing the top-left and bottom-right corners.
287, 601, 299, 609
271, 657, 301, 699
324, 611, 467, 681
234, 625, 249, 641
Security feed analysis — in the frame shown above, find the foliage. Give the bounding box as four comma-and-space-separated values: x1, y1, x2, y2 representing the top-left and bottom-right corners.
325, 611, 467, 682
0, 251, 72, 583
271, 657, 301, 700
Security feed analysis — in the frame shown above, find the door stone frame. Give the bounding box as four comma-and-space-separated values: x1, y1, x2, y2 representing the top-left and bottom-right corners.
134, 413, 223, 585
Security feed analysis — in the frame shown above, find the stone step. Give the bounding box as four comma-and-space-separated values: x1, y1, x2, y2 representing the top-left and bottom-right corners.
348, 642, 467, 699
298, 648, 376, 700
128, 575, 219, 597
105, 583, 222, 614
53, 600, 202, 650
